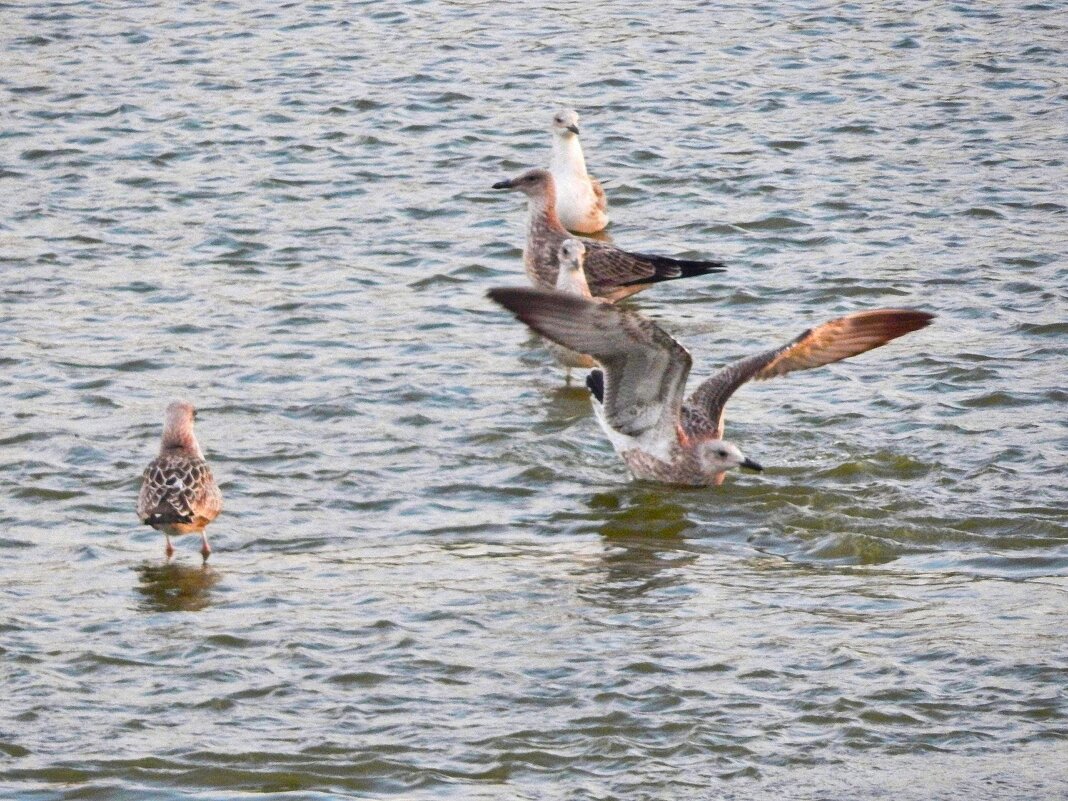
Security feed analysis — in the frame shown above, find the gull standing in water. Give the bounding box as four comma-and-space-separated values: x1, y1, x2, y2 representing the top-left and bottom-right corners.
542, 238, 604, 375
492, 169, 726, 302
487, 288, 933, 486
549, 108, 609, 234
137, 401, 223, 560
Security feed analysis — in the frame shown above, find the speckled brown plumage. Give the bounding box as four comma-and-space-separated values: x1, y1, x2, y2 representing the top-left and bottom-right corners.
137, 401, 222, 559
494, 169, 726, 302
137, 453, 222, 534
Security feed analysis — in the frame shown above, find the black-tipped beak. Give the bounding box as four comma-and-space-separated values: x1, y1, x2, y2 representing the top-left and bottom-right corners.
566, 124, 580, 135
741, 457, 763, 472
492, 179, 514, 190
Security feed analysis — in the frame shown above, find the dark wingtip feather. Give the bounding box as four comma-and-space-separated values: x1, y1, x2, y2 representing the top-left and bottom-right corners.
487, 286, 588, 315
486, 287, 518, 307
862, 309, 936, 338
618, 254, 727, 287
904, 310, 936, 329
487, 286, 539, 316
900, 310, 935, 335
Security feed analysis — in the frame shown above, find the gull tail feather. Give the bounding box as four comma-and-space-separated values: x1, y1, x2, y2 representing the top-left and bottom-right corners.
144, 507, 194, 527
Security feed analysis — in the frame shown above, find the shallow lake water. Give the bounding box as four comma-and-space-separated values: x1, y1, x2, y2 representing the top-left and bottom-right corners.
1, 2, 1066, 799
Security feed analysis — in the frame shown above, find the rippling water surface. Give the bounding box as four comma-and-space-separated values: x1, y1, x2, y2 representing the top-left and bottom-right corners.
2, 2, 1067, 799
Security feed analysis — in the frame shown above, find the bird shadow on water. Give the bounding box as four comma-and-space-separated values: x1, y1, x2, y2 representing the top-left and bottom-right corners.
588, 486, 698, 540
135, 561, 220, 613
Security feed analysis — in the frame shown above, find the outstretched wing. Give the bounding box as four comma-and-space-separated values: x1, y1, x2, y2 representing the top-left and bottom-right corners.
488, 287, 692, 439
683, 308, 934, 439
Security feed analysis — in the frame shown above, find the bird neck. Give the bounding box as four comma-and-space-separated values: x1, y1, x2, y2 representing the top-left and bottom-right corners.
160, 425, 202, 458
526, 191, 567, 238
550, 135, 588, 178
556, 266, 592, 298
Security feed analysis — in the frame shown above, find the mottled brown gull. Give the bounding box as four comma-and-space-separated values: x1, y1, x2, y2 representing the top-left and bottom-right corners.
492, 168, 726, 303
488, 287, 934, 487
549, 108, 609, 234
137, 401, 223, 560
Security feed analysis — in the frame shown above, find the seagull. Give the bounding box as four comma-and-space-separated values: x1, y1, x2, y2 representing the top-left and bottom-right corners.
492, 168, 726, 303
487, 287, 934, 486
543, 238, 604, 373
137, 401, 223, 560
549, 108, 609, 234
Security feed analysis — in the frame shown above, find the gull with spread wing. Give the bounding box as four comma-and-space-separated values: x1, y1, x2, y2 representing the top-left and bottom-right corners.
488, 288, 933, 486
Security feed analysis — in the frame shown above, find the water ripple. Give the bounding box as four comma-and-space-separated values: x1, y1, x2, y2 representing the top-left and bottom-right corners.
1, 0, 1066, 799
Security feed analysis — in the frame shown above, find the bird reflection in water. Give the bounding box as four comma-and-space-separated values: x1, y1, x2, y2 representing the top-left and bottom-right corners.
136, 561, 220, 612
582, 489, 699, 607
546, 380, 594, 408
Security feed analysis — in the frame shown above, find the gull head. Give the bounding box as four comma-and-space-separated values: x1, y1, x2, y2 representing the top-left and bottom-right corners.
492, 168, 555, 198
551, 108, 581, 137
697, 440, 763, 476
165, 400, 197, 429
558, 239, 586, 272
555, 239, 590, 295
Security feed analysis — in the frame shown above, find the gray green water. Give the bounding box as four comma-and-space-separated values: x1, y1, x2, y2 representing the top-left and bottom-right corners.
2, 2, 1067, 799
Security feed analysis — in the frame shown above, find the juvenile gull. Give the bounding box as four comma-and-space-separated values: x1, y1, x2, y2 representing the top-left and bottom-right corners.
543, 239, 603, 373
492, 168, 726, 303
487, 287, 934, 487
137, 400, 223, 560
549, 108, 609, 234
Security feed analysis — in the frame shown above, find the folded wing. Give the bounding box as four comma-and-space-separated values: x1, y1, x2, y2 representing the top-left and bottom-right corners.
581, 241, 726, 302
138, 455, 221, 528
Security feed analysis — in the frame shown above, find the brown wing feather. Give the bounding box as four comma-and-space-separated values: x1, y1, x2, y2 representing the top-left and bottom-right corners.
755, 309, 935, 379
138, 453, 222, 530
582, 242, 660, 296
582, 241, 725, 302
488, 287, 692, 438
683, 309, 934, 439
525, 216, 724, 301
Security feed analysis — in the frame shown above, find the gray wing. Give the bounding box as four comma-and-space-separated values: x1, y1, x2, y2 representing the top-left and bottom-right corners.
488, 287, 692, 438
683, 308, 935, 440
138, 454, 222, 526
